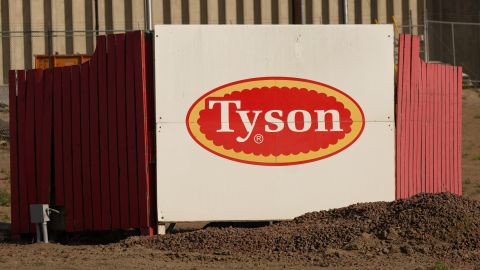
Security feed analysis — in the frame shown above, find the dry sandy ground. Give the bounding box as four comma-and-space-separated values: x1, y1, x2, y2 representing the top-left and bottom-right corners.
0, 242, 477, 270
461, 88, 480, 199
0, 89, 479, 269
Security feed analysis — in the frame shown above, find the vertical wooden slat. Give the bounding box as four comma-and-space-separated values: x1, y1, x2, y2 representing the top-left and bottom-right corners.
426, 63, 433, 193
446, 66, 453, 194
419, 62, 427, 193
133, 32, 151, 228
441, 65, 447, 192
71, 65, 83, 231
443, 65, 448, 192
17, 70, 29, 233
33, 70, 44, 203
411, 36, 420, 196
433, 64, 440, 193
9, 71, 20, 235
81, 62, 93, 230
451, 66, 457, 194
97, 36, 111, 230
62, 67, 74, 232
53, 69, 64, 207
395, 34, 405, 200
89, 48, 102, 230
125, 32, 139, 228
423, 62, 428, 192
115, 34, 130, 229
107, 34, 121, 230
401, 35, 412, 199
452, 66, 458, 195
25, 70, 37, 232
39, 69, 53, 204
457, 66, 462, 195
145, 33, 156, 233
438, 64, 444, 192
452, 66, 459, 195
450, 66, 459, 194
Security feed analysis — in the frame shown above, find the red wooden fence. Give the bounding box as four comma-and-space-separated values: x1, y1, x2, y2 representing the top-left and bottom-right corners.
396, 34, 462, 199
9, 31, 156, 235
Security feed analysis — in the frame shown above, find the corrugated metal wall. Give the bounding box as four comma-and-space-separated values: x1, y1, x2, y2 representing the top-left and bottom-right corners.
0, 0, 424, 85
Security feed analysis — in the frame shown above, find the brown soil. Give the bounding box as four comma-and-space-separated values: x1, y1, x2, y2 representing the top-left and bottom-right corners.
0, 89, 479, 269
462, 89, 480, 199
1, 193, 480, 269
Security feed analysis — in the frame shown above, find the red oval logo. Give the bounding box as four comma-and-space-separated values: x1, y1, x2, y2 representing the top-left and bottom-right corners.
186, 77, 365, 166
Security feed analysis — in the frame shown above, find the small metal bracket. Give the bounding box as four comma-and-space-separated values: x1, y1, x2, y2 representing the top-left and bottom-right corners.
29, 204, 60, 243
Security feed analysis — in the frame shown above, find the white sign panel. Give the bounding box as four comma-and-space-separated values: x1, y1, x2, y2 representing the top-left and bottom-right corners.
155, 25, 395, 222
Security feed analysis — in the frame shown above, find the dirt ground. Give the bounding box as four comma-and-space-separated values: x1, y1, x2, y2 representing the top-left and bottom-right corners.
0, 110, 10, 223
0, 89, 479, 269
461, 88, 480, 199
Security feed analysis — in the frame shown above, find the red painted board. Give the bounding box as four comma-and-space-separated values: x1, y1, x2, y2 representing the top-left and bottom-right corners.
133, 31, 151, 227
9, 71, 20, 235
115, 34, 130, 229
145, 33, 155, 164
447, 65, 451, 193
446, 66, 453, 194
451, 67, 456, 195
80, 62, 93, 230
33, 70, 44, 203
457, 67, 462, 195
62, 67, 74, 232
454, 66, 459, 195
442, 65, 448, 194
423, 63, 429, 193
89, 49, 102, 230
107, 34, 121, 230
71, 65, 84, 231
435, 65, 443, 192
25, 70, 37, 232
453, 66, 459, 195
425, 63, 433, 193
97, 36, 112, 230
432, 64, 440, 193
145, 33, 157, 230
395, 35, 405, 200
401, 35, 412, 199
453, 67, 459, 195
411, 36, 420, 197
439, 64, 445, 193
422, 62, 428, 192
125, 32, 139, 228
53, 68, 64, 207
419, 62, 426, 193
17, 70, 29, 233
39, 69, 53, 204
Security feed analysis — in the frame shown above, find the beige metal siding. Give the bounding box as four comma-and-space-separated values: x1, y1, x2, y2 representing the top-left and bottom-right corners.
0, 0, 422, 84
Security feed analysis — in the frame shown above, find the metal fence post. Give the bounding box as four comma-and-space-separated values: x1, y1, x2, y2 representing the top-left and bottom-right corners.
424, 3, 429, 62
451, 23, 456, 66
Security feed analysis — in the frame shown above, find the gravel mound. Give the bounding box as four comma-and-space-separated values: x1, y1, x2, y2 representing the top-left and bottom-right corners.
122, 193, 480, 259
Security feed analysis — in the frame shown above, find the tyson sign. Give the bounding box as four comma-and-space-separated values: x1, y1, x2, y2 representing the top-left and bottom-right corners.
186, 77, 365, 165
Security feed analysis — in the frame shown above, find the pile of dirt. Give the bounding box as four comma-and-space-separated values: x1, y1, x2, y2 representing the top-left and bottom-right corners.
122, 193, 480, 262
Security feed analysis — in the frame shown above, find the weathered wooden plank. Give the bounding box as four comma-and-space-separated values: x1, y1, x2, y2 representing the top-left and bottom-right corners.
9, 71, 20, 235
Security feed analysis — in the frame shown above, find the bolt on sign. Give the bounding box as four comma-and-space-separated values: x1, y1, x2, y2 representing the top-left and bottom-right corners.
155, 25, 395, 223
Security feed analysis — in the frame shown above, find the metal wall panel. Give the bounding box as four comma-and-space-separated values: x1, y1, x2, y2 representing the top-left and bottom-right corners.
155, 25, 395, 222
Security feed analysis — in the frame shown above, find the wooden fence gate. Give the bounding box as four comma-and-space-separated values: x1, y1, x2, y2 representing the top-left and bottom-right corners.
9, 31, 156, 235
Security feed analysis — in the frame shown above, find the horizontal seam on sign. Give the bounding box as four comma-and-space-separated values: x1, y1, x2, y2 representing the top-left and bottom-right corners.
162, 121, 384, 123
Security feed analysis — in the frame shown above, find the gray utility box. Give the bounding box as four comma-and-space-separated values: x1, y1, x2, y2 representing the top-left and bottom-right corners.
29, 204, 50, 223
